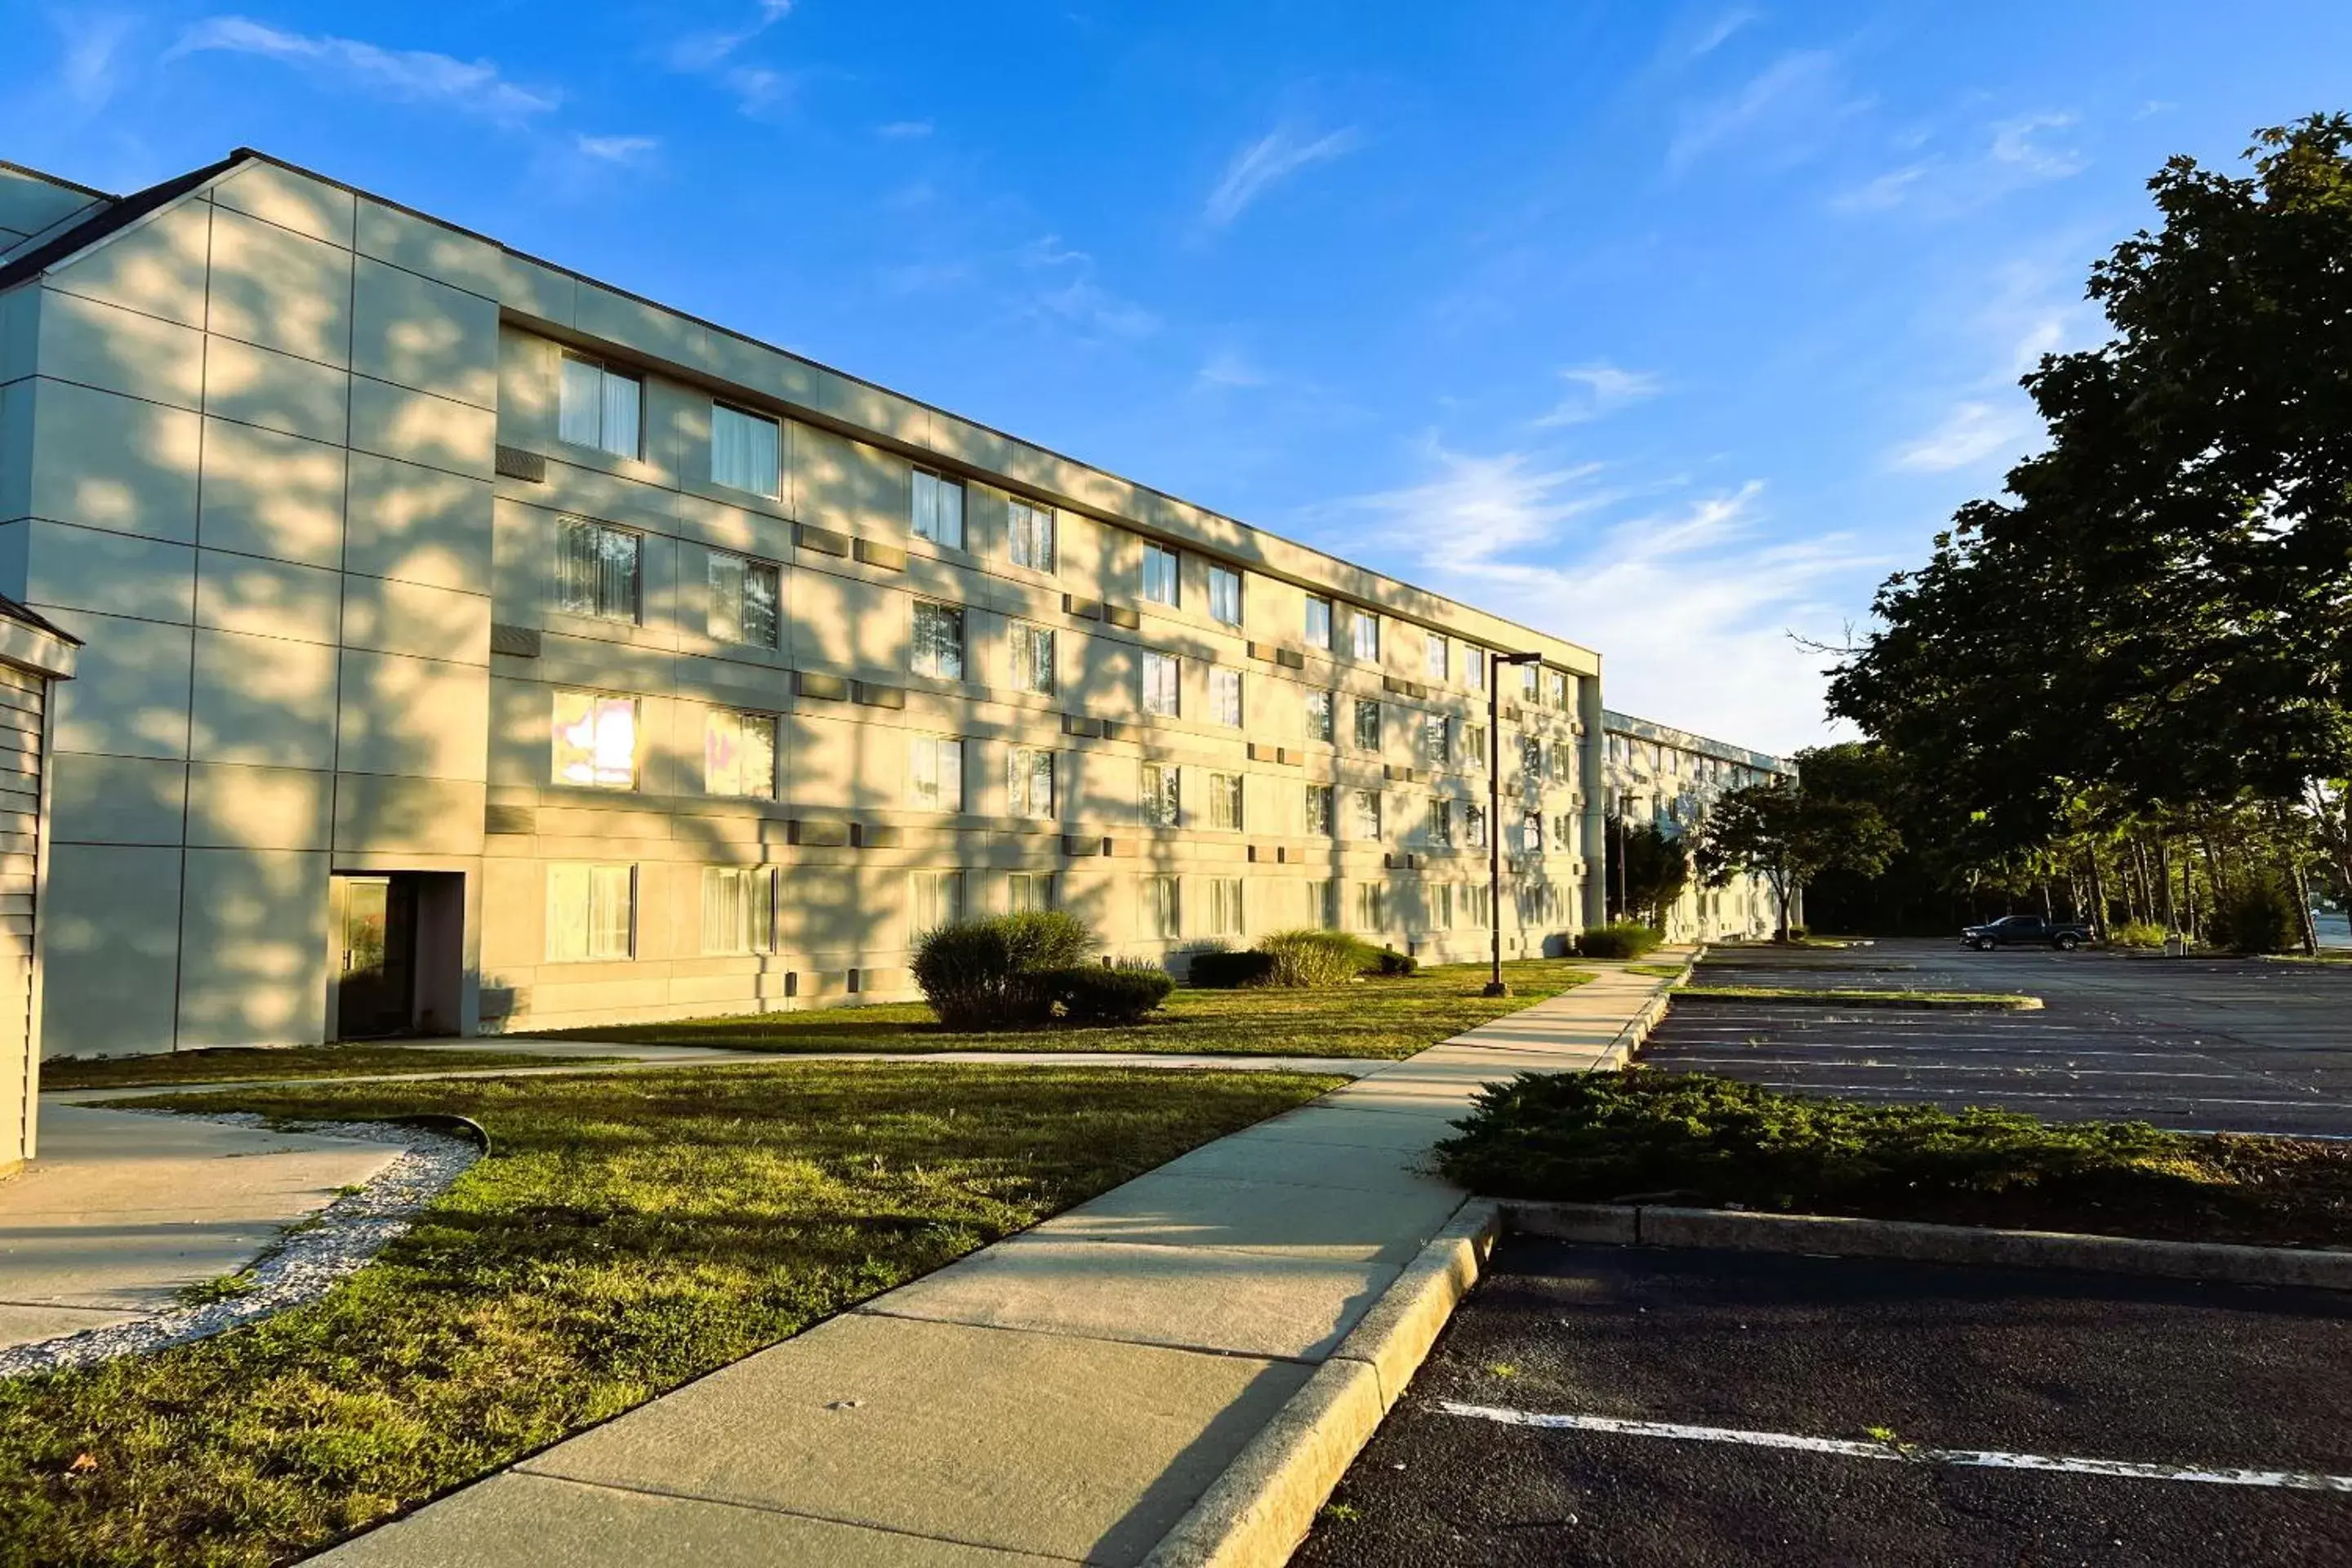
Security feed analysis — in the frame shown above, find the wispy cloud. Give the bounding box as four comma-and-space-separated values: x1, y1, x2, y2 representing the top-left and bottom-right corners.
1204, 123, 1362, 227
1018, 234, 1159, 340
876, 119, 933, 140
1688, 8, 1758, 60
1668, 50, 1848, 172
575, 134, 659, 165
1532, 363, 1665, 427
1987, 112, 2085, 180
1196, 347, 1269, 390
1888, 399, 2039, 472
172, 16, 556, 124
665, 0, 795, 112
52, 9, 134, 110
1833, 110, 2085, 216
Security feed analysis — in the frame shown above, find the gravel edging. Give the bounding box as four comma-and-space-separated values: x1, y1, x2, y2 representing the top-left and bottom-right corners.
0, 1115, 483, 1379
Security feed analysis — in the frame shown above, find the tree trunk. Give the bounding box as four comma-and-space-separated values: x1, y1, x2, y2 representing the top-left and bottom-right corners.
2158, 838, 2177, 933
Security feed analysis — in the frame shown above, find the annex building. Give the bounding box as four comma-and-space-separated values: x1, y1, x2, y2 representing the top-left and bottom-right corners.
0, 149, 1679, 1058
1601, 710, 1796, 942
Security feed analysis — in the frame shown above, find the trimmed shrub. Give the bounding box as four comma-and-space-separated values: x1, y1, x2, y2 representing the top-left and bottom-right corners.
1577, 922, 1663, 960
2211, 875, 2301, 955
1257, 929, 1383, 987
1187, 949, 1278, 988
1045, 962, 1175, 1023
2108, 920, 2168, 949
911, 911, 1098, 1028
1366, 946, 1419, 977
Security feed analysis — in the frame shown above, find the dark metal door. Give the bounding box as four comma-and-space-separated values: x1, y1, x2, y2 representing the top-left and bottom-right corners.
336, 875, 416, 1039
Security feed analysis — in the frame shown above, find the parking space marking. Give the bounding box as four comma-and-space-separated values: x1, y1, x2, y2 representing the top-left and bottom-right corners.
1433, 1402, 2352, 1493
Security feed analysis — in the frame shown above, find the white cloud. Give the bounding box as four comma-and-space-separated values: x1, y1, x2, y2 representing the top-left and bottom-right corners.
1888, 400, 2039, 472
664, 1, 795, 111
1018, 234, 1158, 340
1668, 50, 1844, 171
1196, 348, 1269, 389
52, 9, 134, 109
1988, 112, 2084, 180
1203, 123, 1361, 227
1833, 111, 2085, 216
1688, 9, 1758, 59
1532, 363, 1665, 427
1828, 163, 1929, 213
575, 134, 658, 165
172, 16, 556, 124
876, 119, 933, 140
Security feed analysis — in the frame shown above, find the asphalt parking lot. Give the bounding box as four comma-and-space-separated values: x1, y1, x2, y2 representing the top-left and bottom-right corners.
1637, 939, 2352, 1136
1297, 1237, 2352, 1567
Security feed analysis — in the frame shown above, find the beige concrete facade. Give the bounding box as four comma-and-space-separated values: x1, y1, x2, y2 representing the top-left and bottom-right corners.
1601, 708, 1793, 942
0, 151, 1608, 1054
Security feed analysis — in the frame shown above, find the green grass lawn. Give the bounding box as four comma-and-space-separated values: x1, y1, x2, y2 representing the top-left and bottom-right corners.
0, 1062, 1342, 1568
525, 956, 1598, 1058
40, 1045, 627, 1091
1625, 963, 1687, 979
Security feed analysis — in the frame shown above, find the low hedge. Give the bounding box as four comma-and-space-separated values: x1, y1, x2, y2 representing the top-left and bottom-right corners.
1045, 963, 1175, 1023
911, 911, 1097, 1027
1577, 922, 1663, 960
1257, 929, 1382, 987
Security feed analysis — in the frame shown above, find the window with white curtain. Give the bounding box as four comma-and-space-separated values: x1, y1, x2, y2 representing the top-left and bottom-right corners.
909, 734, 965, 812
1466, 800, 1489, 848
1548, 669, 1570, 710
1209, 877, 1245, 938
556, 519, 640, 622
1422, 714, 1450, 765
551, 690, 638, 790
701, 866, 777, 955
1353, 698, 1382, 753
1141, 762, 1179, 827
559, 354, 642, 460
1142, 650, 1181, 717
1305, 783, 1334, 836
1008, 497, 1056, 571
1008, 872, 1055, 913
710, 403, 780, 497
1144, 875, 1180, 939
1351, 609, 1379, 661
1305, 595, 1334, 649
910, 870, 965, 935
1352, 880, 1387, 933
1210, 667, 1243, 727
1461, 723, 1486, 768
911, 602, 965, 679
1521, 810, 1546, 853
1012, 622, 1056, 696
912, 469, 965, 549
1464, 647, 1487, 692
1208, 564, 1243, 626
703, 709, 777, 799
1428, 797, 1454, 848
1348, 788, 1383, 841
707, 551, 780, 648
1305, 690, 1334, 744
1142, 541, 1180, 606
1424, 633, 1448, 682
1009, 746, 1056, 819
1467, 883, 1494, 928
1432, 883, 1455, 930
1208, 771, 1244, 831
546, 863, 635, 961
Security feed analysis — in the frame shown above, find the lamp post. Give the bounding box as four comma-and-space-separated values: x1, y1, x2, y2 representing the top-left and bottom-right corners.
1485, 651, 1544, 998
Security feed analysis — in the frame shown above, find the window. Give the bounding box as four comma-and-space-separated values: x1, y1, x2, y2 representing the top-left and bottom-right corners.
1305, 595, 1334, 649
546, 863, 634, 961
1428, 797, 1454, 848
1143, 651, 1181, 717
1424, 633, 1448, 683
559, 354, 641, 460
1465, 801, 1489, 848
1305, 690, 1335, 745
1142, 541, 1180, 606
1552, 746, 1576, 784
1208, 771, 1244, 831
556, 519, 640, 622
1141, 762, 1180, 827
1554, 812, 1575, 846
1464, 647, 1486, 692
1012, 622, 1057, 696
1351, 608, 1379, 662
1352, 880, 1387, 933
1422, 713, 1450, 765
1460, 723, 1488, 769
1209, 876, 1245, 938
1521, 737, 1544, 778
1317, 880, 1341, 929
912, 469, 965, 549
1208, 564, 1243, 626
701, 866, 777, 955
909, 734, 965, 812
1144, 875, 1181, 939
704, 709, 778, 799
1521, 662, 1541, 699
910, 870, 965, 935
1209, 667, 1243, 727
711, 403, 780, 497
1466, 883, 1493, 929
552, 690, 638, 790
1521, 811, 1545, 853
1305, 783, 1335, 836
1008, 872, 1055, 913
1353, 698, 1381, 753
1009, 746, 1056, 819
1347, 787, 1383, 841
1008, 497, 1056, 571
912, 602, 965, 679
1431, 883, 1455, 931
707, 551, 781, 648
1547, 670, 1570, 710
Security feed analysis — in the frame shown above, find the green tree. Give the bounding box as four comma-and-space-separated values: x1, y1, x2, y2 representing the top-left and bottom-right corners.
1608, 817, 1690, 928
1693, 777, 1901, 942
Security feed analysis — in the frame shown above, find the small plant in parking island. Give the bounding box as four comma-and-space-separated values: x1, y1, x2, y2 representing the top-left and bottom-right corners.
2106, 920, 2169, 950
1437, 1068, 2352, 1248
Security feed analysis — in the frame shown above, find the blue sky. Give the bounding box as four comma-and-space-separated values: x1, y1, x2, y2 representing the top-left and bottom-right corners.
8, 2, 2352, 753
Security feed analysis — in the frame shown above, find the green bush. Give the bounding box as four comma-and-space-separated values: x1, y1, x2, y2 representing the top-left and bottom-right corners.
2210, 875, 2301, 955
1187, 949, 1277, 988
1256, 929, 1382, 987
1437, 1069, 2194, 1214
1366, 946, 1419, 977
1576, 922, 1663, 960
2108, 920, 2168, 949
911, 911, 1098, 1027
1045, 961, 1175, 1023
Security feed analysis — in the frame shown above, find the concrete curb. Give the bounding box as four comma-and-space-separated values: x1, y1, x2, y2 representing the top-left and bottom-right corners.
1587, 947, 1699, 1073
1138, 1198, 1500, 1568
1505, 1200, 2352, 1290
1668, 988, 2043, 1012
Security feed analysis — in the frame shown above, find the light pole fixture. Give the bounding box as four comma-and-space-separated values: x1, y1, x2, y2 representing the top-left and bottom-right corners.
1485, 650, 1544, 998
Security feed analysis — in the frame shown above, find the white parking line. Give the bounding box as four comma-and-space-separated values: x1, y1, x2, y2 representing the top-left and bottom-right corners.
1434, 1402, 2352, 1492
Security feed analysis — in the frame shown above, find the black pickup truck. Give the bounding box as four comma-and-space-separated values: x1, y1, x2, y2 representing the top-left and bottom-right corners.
1962, 915, 2091, 951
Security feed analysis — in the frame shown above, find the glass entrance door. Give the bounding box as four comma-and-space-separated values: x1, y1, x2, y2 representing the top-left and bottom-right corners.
336, 875, 416, 1039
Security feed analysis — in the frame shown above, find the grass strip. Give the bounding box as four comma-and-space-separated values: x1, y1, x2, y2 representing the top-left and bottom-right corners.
1438, 1069, 2352, 1250
525, 956, 1597, 1059
40, 1045, 628, 1091
0, 1061, 1341, 1568
1672, 985, 2042, 1010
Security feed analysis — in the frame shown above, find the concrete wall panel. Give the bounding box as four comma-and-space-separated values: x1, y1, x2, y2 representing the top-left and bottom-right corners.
210, 162, 354, 248
49, 753, 187, 846
336, 648, 489, 781
45, 608, 192, 760
41, 843, 182, 1057
194, 548, 341, 644
345, 452, 491, 591
350, 377, 495, 480
332, 772, 486, 856
194, 416, 345, 566
189, 626, 338, 768
43, 199, 213, 330
341, 574, 490, 665
355, 198, 504, 301
203, 335, 348, 443
352, 256, 499, 408
205, 206, 353, 368
173, 847, 331, 1048
23, 519, 194, 624
34, 287, 205, 408
186, 761, 332, 850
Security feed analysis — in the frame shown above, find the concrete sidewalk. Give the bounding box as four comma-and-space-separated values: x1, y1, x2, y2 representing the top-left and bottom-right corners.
0, 1105, 404, 1352
318, 960, 1680, 1567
